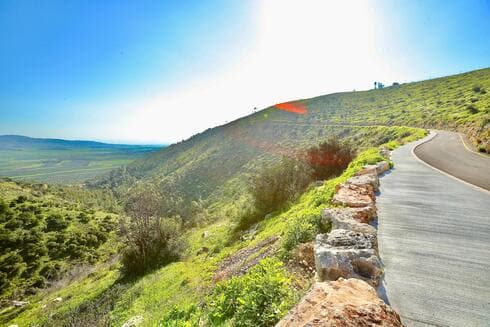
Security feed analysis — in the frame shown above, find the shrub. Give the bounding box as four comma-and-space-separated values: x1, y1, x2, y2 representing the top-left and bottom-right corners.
119, 189, 185, 276
207, 258, 295, 326
304, 138, 356, 180
45, 214, 69, 232
249, 158, 313, 219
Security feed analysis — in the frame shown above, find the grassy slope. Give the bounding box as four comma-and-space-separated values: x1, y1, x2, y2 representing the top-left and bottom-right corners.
93, 68, 489, 209
0, 135, 161, 184
3, 68, 489, 325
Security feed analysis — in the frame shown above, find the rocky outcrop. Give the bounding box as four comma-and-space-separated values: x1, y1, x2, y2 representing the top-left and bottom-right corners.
315, 230, 382, 286
276, 278, 403, 327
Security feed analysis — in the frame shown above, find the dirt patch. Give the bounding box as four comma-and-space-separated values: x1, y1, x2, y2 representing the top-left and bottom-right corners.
213, 236, 279, 282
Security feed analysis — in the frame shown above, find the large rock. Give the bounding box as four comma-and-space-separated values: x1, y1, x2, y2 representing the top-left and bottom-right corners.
332, 183, 375, 208
276, 278, 403, 327
362, 161, 390, 176
315, 230, 382, 286
322, 207, 377, 234
346, 172, 379, 192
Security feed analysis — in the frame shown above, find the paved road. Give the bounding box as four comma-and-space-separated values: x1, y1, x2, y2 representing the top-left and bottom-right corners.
414, 130, 490, 190
377, 133, 490, 327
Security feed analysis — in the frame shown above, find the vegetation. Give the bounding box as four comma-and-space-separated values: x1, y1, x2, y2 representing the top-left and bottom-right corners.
0, 135, 160, 184
0, 179, 118, 304
119, 189, 185, 276
160, 258, 295, 326
304, 138, 356, 180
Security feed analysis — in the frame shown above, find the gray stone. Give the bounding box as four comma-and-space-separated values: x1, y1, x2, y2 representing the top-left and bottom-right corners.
315, 231, 382, 286
322, 208, 377, 235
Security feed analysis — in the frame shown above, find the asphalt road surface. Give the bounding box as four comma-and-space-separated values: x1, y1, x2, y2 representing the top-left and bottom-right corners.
414, 130, 490, 191
377, 133, 490, 326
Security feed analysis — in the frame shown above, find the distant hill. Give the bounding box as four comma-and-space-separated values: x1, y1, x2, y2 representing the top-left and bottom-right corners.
0, 135, 162, 184
92, 67, 489, 215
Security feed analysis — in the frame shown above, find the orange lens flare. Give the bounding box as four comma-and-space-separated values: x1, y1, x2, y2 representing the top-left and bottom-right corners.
274, 102, 307, 115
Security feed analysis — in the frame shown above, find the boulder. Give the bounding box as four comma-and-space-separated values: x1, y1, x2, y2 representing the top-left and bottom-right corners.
332, 183, 375, 208
315, 230, 382, 286
322, 207, 377, 234
346, 172, 379, 192
375, 161, 390, 175
355, 166, 378, 176
362, 161, 390, 176
276, 278, 403, 327
379, 147, 391, 159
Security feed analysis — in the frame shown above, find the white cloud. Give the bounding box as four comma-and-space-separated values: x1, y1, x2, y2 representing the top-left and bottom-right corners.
102, 0, 410, 143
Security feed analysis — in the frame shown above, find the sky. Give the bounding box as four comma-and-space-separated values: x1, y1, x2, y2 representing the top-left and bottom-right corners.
1, 0, 489, 144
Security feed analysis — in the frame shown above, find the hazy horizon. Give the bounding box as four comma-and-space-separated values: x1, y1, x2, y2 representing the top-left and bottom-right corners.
2, 0, 490, 143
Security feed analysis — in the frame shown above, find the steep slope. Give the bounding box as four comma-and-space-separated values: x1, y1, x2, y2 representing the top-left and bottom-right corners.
92, 68, 490, 211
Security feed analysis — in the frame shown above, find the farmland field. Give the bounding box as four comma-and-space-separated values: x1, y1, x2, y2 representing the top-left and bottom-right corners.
0, 135, 161, 184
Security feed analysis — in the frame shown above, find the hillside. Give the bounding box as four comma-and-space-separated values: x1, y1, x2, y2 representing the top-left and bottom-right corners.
0, 135, 161, 184
92, 68, 489, 213
0, 178, 119, 306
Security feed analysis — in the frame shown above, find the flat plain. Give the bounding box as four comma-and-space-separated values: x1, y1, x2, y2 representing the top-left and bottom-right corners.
0, 135, 161, 184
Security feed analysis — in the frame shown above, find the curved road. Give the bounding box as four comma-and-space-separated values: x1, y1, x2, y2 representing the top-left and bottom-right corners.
414, 130, 490, 191
377, 132, 490, 326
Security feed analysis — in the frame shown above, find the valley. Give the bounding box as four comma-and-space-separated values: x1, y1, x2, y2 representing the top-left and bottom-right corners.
0, 135, 161, 184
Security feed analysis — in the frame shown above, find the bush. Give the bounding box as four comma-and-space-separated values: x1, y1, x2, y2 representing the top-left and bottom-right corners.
249, 158, 313, 219
119, 189, 185, 276
45, 214, 69, 232
304, 138, 356, 180
207, 258, 295, 326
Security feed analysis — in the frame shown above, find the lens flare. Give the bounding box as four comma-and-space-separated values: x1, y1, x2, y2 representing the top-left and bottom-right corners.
274, 101, 307, 115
